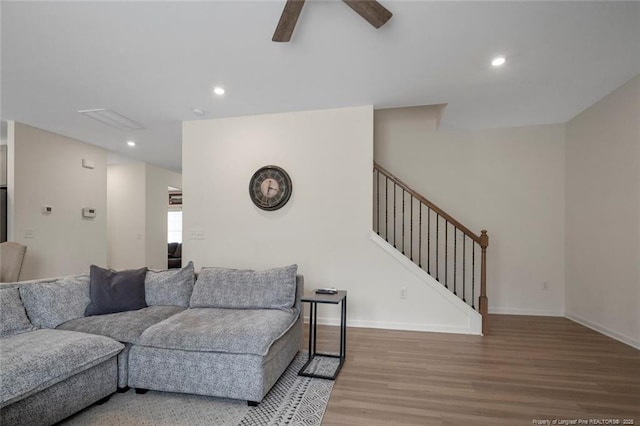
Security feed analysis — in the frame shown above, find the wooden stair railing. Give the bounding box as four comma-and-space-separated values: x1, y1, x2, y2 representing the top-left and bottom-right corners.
373, 162, 489, 334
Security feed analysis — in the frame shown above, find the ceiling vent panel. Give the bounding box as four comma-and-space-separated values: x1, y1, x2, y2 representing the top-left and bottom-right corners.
78, 108, 145, 131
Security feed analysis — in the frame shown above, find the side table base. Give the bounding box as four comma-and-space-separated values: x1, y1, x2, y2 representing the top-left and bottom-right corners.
298, 353, 344, 380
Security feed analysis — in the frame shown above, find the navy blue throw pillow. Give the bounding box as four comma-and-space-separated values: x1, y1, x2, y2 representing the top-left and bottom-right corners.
85, 265, 148, 316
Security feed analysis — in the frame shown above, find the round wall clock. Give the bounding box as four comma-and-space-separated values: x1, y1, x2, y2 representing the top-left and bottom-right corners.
249, 165, 293, 211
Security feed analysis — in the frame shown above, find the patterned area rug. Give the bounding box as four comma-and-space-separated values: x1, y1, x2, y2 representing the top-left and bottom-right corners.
62, 352, 337, 426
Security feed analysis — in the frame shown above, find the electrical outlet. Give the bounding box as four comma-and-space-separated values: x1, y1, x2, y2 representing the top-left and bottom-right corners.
400, 287, 407, 299
24, 229, 35, 239
542, 281, 550, 291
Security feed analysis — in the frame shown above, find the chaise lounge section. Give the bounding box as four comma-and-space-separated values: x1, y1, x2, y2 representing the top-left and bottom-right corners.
129, 265, 303, 403
0, 287, 123, 426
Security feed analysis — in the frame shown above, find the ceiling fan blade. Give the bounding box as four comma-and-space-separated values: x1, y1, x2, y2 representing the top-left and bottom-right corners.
342, 0, 392, 29
273, 0, 306, 42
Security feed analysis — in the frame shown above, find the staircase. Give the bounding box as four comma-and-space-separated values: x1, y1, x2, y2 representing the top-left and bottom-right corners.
373, 162, 489, 334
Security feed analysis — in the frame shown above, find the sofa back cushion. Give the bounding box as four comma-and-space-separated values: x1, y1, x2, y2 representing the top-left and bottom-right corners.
19, 275, 90, 329
145, 261, 195, 308
190, 264, 298, 310
85, 265, 148, 316
0, 288, 34, 337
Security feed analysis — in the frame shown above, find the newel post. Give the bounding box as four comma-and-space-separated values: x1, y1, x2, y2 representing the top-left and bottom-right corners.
479, 230, 489, 335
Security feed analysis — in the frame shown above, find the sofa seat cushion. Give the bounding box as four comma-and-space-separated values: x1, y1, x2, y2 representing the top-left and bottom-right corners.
0, 329, 123, 408
57, 305, 184, 344
138, 308, 299, 356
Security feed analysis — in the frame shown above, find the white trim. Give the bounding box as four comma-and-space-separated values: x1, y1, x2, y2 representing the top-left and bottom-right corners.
304, 316, 481, 335
368, 231, 482, 335
489, 307, 565, 317
565, 312, 640, 350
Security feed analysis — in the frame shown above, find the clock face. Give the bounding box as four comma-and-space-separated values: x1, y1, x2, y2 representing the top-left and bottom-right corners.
249, 165, 292, 211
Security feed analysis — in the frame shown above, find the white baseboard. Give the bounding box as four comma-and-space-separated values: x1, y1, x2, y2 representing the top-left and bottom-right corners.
489, 307, 565, 317
565, 312, 640, 350
303, 313, 639, 349
304, 316, 481, 335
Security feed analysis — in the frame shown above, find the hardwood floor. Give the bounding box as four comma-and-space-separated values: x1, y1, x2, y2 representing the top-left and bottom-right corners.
305, 315, 640, 426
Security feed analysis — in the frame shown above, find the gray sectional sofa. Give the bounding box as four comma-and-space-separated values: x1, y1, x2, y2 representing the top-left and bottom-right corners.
0, 263, 303, 426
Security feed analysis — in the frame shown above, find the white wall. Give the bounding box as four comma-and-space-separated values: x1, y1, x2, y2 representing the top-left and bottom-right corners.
107, 162, 146, 269
0, 146, 6, 186
1, 121, 7, 145
107, 162, 181, 270
565, 75, 640, 348
10, 123, 107, 279
375, 110, 566, 316
1, 121, 7, 185
183, 106, 480, 334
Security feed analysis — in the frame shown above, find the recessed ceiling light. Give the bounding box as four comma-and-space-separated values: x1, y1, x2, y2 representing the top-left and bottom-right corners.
491, 56, 506, 67
127, 141, 136, 147
213, 87, 225, 95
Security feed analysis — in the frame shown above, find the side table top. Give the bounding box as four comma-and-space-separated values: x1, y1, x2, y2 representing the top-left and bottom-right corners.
301, 290, 347, 304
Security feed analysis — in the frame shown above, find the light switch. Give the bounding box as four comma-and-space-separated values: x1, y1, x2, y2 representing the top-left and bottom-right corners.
190, 230, 205, 240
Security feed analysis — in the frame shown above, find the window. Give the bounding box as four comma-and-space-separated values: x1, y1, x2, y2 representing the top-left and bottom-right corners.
168, 210, 182, 243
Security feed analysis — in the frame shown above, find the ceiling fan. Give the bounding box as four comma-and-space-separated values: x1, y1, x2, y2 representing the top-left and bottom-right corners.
273, 0, 392, 42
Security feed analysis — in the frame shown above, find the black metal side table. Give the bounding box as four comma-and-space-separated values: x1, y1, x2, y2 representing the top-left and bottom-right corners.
298, 290, 347, 380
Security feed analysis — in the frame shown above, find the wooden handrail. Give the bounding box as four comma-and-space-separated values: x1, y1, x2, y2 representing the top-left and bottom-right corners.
374, 162, 481, 244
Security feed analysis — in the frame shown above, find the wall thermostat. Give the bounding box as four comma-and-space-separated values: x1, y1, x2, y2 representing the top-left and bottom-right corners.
82, 207, 96, 218
82, 158, 95, 169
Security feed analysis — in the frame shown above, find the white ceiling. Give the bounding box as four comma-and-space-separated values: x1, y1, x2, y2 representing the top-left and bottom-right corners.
2, 1, 639, 172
